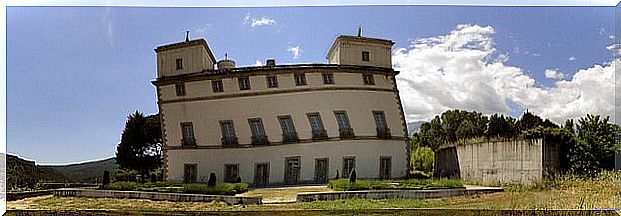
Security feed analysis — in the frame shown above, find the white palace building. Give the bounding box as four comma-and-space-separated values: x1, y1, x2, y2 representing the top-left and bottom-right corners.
152, 33, 410, 186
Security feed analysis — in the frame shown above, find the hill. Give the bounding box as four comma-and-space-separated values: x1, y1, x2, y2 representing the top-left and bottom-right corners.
43, 157, 118, 183
7, 154, 68, 190
7, 154, 119, 190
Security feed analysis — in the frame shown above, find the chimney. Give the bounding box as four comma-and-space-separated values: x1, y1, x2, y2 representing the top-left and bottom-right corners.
266, 59, 276, 67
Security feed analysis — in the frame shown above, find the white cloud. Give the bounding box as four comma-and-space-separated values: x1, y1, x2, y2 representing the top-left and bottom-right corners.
569, 55, 577, 61
606, 43, 621, 55
243, 13, 277, 28
251, 17, 276, 27
394, 24, 614, 125
287, 46, 301, 59
253, 60, 262, 66
544, 69, 564, 80
609, 35, 615, 40
194, 23, 212, 36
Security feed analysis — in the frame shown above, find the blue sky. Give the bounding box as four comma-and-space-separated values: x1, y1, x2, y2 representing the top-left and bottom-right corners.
7, 6, 616, 164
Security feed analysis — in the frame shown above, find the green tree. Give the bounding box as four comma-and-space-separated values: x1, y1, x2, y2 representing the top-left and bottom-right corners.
573, 114, 619, 173
517, 110, 543, 132
115, 111, 163, 178
563, 119, 575, 134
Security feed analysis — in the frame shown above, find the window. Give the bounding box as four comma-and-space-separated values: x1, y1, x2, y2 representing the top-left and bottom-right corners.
254, 163, 270, 187
175, 83, 186, 96
238, 77, 251, 90
314, 158, 329, 183
322, 73, 334, 84
180, 122, 195, 146
278, 115, 298, 142
212, 80, 224, 93
362, 51, 370, 62
249, 118, 268, 145
342, 157, 356, 178
373, 111, 391, 138
220, 120, 238, 145
284, 156, 301, 185
335, 111, 354, 139
294, 73, 307, 86
176, 58, 183, 69
363, 74, 375, 85
307, 113, 327, 139
266, 76, 278, 88
224, 164, 239, 183
379, 156, 392, 180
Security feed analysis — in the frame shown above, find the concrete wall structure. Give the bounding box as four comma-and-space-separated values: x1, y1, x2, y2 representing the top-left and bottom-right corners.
296, 187, 502, 202
152, 34, 409, 186
434, 139, 559, 184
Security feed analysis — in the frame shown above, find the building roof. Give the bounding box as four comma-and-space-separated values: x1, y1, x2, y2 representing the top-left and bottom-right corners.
326, 35, 395, 60
154, 39, 217, 63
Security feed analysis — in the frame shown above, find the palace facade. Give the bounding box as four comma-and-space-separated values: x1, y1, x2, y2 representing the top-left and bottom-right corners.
152, 34, 410, 186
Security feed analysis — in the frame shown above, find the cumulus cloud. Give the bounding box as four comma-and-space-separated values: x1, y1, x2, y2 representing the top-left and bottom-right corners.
393, 24, 614, 125
253, 60, 262, 66
544, 69, 565, 80
243, 13, 277, 28
569, 55, 577, 61
287, 46, 301, 59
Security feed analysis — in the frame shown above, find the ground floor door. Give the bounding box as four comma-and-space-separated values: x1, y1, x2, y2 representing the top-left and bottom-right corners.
183, 164, 197, 183
254, 163, 270, 187
284, 156, 301, 185
379, 156, 392, 180
315, 158, 329, 183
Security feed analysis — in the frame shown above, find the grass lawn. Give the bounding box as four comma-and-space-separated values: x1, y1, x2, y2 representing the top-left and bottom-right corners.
8, 171, 621, 211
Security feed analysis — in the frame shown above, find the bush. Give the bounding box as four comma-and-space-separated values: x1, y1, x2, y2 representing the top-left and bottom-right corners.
183, 183, 248, 195
411, 146, 434, 172
104, 181, 141, 190
349, 169, 357, 183
208, 173, 217, 187
113, 169, 138, 182
103, 171, 110, 186
328, 178, 463, 191
235, 176, 242, 183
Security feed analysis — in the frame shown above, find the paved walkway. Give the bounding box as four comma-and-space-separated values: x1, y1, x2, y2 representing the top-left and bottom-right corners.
239, 185, 331, 204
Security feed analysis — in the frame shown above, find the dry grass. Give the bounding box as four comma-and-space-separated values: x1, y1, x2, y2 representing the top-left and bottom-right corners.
8, 171, 621, 211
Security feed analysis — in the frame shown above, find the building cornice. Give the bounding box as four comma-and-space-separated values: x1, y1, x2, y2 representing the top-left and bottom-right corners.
152, 64, 398, 86
165, 135, 408, 150
160, 86, 396, 104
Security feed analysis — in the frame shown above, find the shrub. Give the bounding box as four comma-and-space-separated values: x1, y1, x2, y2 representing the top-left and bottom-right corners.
411, 146, 434, 172
183, 183, 248, 195
105, 181, 141, 190
335, 170, 340, 179
103, 171, 110, 186
349, 169, 357, 183
208, 173, 217, 187
113, 169, 138, 182
235, 176, 242, 183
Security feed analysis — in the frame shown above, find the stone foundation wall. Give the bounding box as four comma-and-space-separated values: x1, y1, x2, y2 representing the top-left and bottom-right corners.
53, 188, 261, 205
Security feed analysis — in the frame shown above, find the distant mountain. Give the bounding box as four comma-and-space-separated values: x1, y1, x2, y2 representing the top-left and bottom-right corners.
407, 121, 425, 135
7, 154, 68, 190
7, 154, 119, 190
43, 157, 118, 184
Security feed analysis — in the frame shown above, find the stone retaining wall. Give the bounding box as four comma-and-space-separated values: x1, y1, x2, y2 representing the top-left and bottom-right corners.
296, 188, 502, 202
53, 188, 262, 205
7, 190, 54, 201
